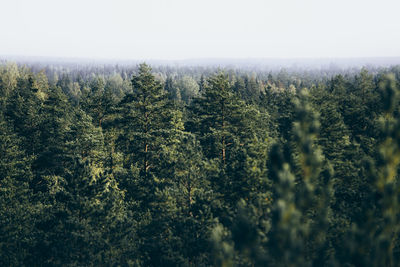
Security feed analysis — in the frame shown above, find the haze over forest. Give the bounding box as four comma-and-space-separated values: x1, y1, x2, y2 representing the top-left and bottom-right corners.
1, 0, 400, 266
1, 0, 400, 60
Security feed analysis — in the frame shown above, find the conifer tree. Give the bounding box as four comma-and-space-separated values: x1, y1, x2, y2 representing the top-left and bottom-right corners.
211, 89, 332, 266
334, 74, 400, 266
233, 76, 246, 97
188, 73, 256, 165
32, 159, 127, 266
189, 73, 272, 265
116, 63, 189, 265
164, 76, 181, 101
35, 85, 71, 179
199, 74, 206, 93
266, 89, 333, 266
0, 116, 37, 266
140, 132, 215, 266
80, 76, 115, 128
310, 83, 368, 246
0, 62, 19, 105
5, 74, 42, 156
117, 63, 175, 204
341, 69, 381, 155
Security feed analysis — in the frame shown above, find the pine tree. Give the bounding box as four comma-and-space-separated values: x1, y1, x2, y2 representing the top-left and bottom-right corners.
199, 74, 206, 93
165, 76, 181, 101
310, 83, 370, 253
266, 89, 333, 266
188, 73, 272, 261
334, 74, 400, 266
139, 132, 215, 266
340, 69, 381, 155
117, 63, 175, 204
80, 76, 115, 128
0, 62, 19, 103
260, 87, 296, 144
34, 85, 71, 179
188, 73, 249, 164
233, 76, 246, 97
116, 63, 190, 265
31, 158, 127, 266
0, 116, 37, 266
5, 74, 42, 156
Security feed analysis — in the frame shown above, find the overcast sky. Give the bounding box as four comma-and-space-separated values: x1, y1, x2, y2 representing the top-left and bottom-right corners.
0, 0, 399, 60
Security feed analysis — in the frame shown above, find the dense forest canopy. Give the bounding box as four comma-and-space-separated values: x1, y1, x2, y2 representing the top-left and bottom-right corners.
1, 60, 400, 266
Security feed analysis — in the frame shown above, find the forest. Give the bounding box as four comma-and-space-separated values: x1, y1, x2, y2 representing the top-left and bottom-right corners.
1, 60, 400, 266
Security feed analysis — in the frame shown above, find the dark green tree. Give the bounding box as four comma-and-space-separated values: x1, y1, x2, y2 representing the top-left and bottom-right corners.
117, 63, 176, 203
0, 116, 37, 266
5, 74, 42, 156
34, 86, 71, 180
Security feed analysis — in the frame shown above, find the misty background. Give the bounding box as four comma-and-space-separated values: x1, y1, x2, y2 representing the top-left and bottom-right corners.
1, 0, 399, 62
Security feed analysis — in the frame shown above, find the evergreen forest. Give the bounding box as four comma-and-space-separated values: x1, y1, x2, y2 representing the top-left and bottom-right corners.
1, 61, 400, 266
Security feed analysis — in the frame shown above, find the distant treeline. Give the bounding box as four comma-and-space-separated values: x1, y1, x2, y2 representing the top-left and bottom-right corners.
1, 61, 400, 266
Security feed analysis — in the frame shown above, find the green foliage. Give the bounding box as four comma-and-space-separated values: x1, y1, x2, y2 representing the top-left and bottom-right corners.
0, 117, 37, 266
5, 74, 43, 156
1, 62, 400, 266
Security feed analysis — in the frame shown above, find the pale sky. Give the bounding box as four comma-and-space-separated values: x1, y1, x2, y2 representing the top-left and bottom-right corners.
0, 0, 399, 60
